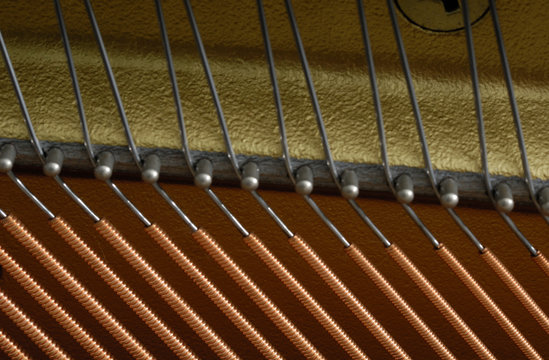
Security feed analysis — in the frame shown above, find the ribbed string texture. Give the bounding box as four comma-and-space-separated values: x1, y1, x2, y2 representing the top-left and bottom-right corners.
289, 235, 410, 360
345, 243, 455, 360
0, 243, 112, 360
95, 218, 239, 360
532, 252, 549, 278
437, 245, 542, 360
481, 248, 549, 334
145, 224, 283, 360
0, 328, 31, 360
50, 217, 197, 360
0, 215, 154, 360
386, 243, 496, 360
0, 290, 71, 360
244, 233, 368, 360
192, 228, 325, 360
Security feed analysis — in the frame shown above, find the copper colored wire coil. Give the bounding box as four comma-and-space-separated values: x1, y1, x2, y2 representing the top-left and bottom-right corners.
50, 217, 197, 360
0, 244, 113, 360
0, 328, 31, 360
244, 233, 368, 360
0, 215, 154, 360
0, 290, 71, 360
386, 243, 496, 360
345, 244, 455, 360
145, 224, 283, 360
481, 248, 549, 335
532, 252, 549, 278
94, 219, 239, 360
192, 228, 325, 360
437, 244, 542, 360
288, 235, 410, 360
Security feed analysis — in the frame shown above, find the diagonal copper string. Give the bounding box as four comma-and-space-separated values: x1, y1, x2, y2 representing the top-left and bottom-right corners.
0, 243, 113, 360
0, 328, 31, 360
0, 215, 154, 360
192, 228, 325, 360
145, 224, 284, 360
49, 217, 197, 360
94, 218, 239, 360
0, 289, 71, 360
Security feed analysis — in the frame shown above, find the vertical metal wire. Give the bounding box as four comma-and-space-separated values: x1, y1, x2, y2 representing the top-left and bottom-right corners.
0, 243, 114, 360
487, 0, 549, 226
84, 0, 200, 234
50, 217, 198, 360
388, 1, 541, 357
0, 290, 71, 360
0, 214, 154, 360
94, 218, 240, 360
0, 27, 100, 223
0, 328, 31, 360
57, 0, 152, 226
277, 1, 456, 359
460, 0, 537, 257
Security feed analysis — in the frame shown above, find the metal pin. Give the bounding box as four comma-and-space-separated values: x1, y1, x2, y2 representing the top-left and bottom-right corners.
461, 0, 536, 255
43, 148, 64, 177
53, 0, 150, 226
340, 170, 359, 199
94, 151, 115, 181
494, 182, 514, 213
241, 162, 259, 191
295, 166, 314, 195
439, 178, 459, 209
194, 159, 213, 189
183, 0, 294, 238
141, 154, 161, 184
487, 0, 549, 225
538, 187, 549, 216
1, 24, 100, 222
83, 0, 198, 230
0, 144, 16, 173
395, 174, 414, 204
384, 0, 488, 252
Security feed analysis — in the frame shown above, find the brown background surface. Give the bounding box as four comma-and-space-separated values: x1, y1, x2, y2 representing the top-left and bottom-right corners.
1, 173, 548, 359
